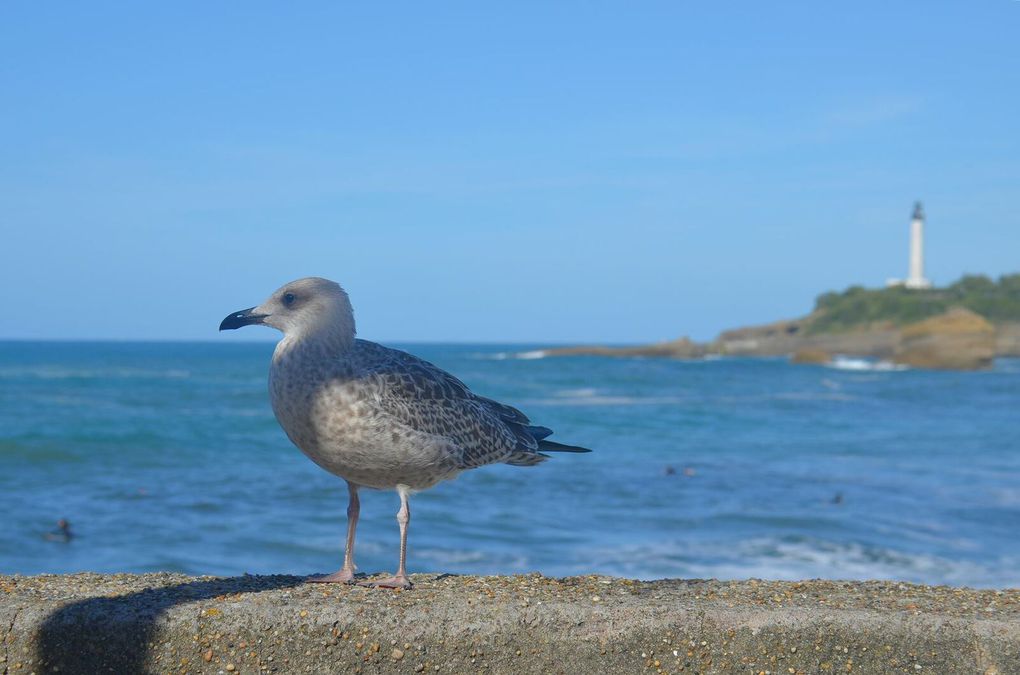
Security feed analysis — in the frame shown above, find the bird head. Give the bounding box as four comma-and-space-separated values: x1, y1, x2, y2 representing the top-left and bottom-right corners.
219, 277, 355, 344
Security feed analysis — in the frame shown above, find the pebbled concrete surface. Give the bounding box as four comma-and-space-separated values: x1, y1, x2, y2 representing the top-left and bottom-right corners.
1, 573, 1018, 674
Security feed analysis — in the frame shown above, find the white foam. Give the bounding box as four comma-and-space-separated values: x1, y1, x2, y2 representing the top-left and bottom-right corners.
469, 350, 548, 360
415, 548, 530, 569
526, 394, 691, 407
771, 391, 856, 402
470, 351, 509, 360
554, 388, 599, 398
582, 536, 1020, 588
537, 386, 694, 406
827, 356, 907, 372
515, 350, 548, 360
415, 548, 486, 564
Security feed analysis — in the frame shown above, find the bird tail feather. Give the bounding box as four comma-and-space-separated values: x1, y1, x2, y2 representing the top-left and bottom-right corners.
504, 426, 590, 466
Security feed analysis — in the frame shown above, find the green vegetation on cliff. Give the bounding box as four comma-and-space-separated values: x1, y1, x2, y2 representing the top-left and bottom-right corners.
809, 273, 1020, 334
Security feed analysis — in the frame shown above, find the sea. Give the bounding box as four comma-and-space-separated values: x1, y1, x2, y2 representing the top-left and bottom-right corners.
1, 341, 1018, 588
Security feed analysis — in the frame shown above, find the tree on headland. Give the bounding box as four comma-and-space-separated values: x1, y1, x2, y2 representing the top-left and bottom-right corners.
808, 273, 1020, 333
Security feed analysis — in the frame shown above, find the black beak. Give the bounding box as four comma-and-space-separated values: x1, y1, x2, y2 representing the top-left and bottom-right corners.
219, 307, 268, 331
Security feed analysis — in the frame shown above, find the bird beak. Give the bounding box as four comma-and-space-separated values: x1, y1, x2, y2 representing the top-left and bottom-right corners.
219, 306, 269, 331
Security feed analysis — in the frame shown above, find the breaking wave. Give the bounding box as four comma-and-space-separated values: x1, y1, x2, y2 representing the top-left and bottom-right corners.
827, 356, 908, 372
581, 536, 1020, 588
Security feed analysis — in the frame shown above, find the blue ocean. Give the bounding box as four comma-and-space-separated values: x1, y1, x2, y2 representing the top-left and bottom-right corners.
1, 341, 1017, 588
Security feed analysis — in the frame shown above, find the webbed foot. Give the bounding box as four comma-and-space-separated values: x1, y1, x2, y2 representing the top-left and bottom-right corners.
358, 574, 413, 590
307, 569, 357, 584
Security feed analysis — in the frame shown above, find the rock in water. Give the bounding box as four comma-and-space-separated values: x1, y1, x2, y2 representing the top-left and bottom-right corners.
791, 349, 832, 365
995, 321, 1020, 357
893, 307, 996, 370
542, 336, 706, 359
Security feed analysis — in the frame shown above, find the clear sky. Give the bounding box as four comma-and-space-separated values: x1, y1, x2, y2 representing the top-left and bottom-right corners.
1, 2, 1018, 343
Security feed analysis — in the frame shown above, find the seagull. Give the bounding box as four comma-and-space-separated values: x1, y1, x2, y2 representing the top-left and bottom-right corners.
220, 277, 590, 589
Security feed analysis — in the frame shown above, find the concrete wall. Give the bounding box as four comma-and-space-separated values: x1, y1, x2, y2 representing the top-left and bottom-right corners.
2, 573, 1018, 674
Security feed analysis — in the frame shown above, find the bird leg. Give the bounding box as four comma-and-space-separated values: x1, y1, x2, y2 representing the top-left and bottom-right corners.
308, 482, 360, 583
361, 487, 413, 589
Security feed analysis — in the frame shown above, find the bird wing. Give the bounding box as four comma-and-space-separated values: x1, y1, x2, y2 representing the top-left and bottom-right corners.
352, 340, 544, 468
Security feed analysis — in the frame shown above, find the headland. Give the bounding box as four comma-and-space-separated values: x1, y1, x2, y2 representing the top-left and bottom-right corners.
543, 274, 1020, 370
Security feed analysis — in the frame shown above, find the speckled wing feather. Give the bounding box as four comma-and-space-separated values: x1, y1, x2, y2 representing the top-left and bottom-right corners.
350, 340, 547, 469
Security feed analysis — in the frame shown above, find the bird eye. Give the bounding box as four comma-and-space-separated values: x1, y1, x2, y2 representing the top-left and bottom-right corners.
283, 292, 296, 306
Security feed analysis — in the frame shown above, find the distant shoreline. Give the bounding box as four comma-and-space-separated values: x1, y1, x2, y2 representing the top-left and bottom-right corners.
536, 274, 1020, 371
540, 314, 1020, 370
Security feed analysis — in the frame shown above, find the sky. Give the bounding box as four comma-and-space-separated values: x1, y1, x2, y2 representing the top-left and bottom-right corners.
1, 2, 1018, 343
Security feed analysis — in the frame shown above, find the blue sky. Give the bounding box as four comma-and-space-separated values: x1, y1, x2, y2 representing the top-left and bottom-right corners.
1, 2, 1018, 342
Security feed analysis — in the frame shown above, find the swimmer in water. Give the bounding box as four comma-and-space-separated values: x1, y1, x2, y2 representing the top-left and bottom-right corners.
44, 519, 73, 542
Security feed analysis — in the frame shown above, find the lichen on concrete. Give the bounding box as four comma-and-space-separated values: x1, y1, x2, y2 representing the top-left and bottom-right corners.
1, 572, 1018, 674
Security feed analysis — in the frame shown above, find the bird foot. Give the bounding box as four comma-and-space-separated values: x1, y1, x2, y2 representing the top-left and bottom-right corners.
358, 574, 413, 590
306, 569, 357, 584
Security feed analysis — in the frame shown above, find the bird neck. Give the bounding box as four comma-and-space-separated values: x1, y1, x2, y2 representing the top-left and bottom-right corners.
273, 321, 355, 366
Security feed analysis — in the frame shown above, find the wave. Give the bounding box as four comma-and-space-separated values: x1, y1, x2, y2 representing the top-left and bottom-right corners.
415, 547, 531, 570
526, 389, 691, 406
537, 387, 855, 406
516, 350, 548, 360
583, 536, 1019, 588
470, 350, 548, 361
826, 356, 907, 372
554, 387, 598, 397
770, 391, 857, 402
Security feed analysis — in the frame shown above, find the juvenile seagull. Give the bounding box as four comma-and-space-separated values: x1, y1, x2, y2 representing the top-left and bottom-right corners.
220, 277, 590, 589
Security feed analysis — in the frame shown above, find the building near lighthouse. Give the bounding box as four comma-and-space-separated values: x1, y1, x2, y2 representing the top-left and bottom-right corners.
887, 201, 932, 289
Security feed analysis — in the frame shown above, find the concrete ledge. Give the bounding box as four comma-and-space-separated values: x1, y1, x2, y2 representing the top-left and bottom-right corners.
2, 573, 1018, 674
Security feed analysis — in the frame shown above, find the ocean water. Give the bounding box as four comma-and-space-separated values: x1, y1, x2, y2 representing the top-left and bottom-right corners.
1, 341, 1018, 588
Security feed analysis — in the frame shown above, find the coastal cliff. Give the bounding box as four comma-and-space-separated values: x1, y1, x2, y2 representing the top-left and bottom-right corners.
2, 573, 1018, 674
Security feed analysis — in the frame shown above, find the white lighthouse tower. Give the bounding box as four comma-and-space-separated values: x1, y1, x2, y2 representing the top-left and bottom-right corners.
887, 201, 932, 289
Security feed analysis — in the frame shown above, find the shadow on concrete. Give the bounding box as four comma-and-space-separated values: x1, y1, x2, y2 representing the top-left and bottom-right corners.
36, 574, 305, 674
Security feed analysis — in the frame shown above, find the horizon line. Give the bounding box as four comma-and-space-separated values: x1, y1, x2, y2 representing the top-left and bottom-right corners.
0, 337, 658, 347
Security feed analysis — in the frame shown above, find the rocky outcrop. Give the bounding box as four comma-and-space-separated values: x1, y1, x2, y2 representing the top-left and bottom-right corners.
790, 349, 832, 365
712, 318, 901, 359
541, 337, 706, 359
711, 317, 812, 356
996, 322, 1020, 357
893, 307, 997, 370
2, 573, 1019, 674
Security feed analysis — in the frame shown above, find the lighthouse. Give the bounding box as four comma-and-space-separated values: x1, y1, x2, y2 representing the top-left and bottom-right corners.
905, 202, 931, 288
887, 201, 932, 289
